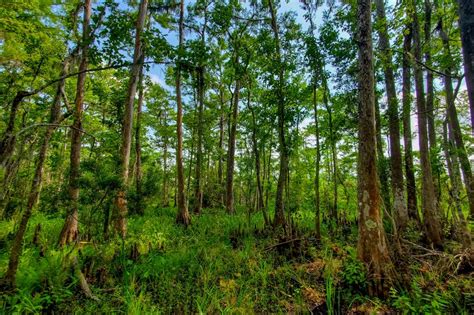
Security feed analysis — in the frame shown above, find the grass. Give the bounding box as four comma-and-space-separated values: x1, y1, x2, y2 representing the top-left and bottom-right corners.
1, 204, 473, 313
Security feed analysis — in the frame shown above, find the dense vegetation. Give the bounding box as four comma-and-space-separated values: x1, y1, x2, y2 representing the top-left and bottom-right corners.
1, 0, 473, 313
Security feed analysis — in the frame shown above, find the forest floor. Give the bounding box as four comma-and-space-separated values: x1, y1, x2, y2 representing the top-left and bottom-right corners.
1, 205, 473, 313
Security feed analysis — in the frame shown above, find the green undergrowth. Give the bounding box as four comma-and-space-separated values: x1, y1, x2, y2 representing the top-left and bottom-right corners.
1, 206, 473, 313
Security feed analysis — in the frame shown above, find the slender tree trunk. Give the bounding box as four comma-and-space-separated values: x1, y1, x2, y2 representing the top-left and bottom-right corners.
457, 0, 474, 134
402, 26, 419, 222
162, 112, 169, 207
356, 0, 393, 297
374, 0, 408, 230
411, 4, 443, 247
113, 0, 148, 238
424, 0, 441, 200
313, 85, 321, 239
439, 20, 474, 221
225, 78, 240, 214
248, 90, 268, 225
58, 0, 92, 247
323, 84, 338, 222
175, 0, 190, 226
375, 94, 391, 212
1, 61, 69, 289
218, 86, 225, 207
269, 0, 288, 228
193, 67, 204, 214
135, 67, 144, 215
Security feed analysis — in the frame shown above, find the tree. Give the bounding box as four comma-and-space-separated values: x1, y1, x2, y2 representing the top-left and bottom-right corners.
58, 0, 92, 246
356, 0, 393, 297
411, 1, 443, 247
175, 0, 191, 226
112, 0, 148, 238
268, 0, 289, 228
457, 0, 474, 134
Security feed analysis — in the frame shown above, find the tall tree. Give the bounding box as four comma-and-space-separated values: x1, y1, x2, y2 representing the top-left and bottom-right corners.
175, 0, 191, 226
411, 1, 443, 247
374, 0, 408, 229
1, 59, 71, 289
401, 26, 419, 222
58, 0, 92, 246
268, 0, 289, 228
438, 18, 474, 221
457, 0, 474, 134
356, 0, 393, 297
113, 0, 148, 238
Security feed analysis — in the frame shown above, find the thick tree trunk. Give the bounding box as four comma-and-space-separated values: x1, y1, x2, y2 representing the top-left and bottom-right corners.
374, 0, 408, 230
225, 79, 240, 214
402, 27, 419, 222
457, 0, 474, 134
356, 0, 393, 297
411, 4, 443, 247
134, 67, 144, 215
113, 0, 148, 238
269, 0, 288, 228
175, 0, 190, 226
439, 20, 474, 221
58, 0, 92, 247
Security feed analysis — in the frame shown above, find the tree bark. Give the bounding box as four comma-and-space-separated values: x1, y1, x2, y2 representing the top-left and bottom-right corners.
374, 0, 408, 230
175, 0, 190, 226
411, 3, 443, 247
268, 0, 288, 228
1, 60, 70, 289
439, 20, 474, 221
356, 0, 393, 297
225, 78, 240, 214
457, 0, 474, 134
58, 0, 92, 247
313, 85, 321, 239
193, 67, 204, 214
402, 26, 419, 222
134, 67, 144, 215
248, 89, 268, 225
113, 0, 148, 238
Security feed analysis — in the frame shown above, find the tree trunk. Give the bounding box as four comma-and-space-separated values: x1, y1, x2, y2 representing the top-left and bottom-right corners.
225, 78, 240, 214
375, 94, 391, 212
113, 0, 148, 238
457, 0, 474, 134
1, 61, 69, 289
424, 0, 441, 200
135, 67, 144, 215
175, 0, 190, 226
374, 0, 408, 230
439, 20, 474, 221
402, 26, 419, 222
356, 0, 393, 297
218, 84, 225, 207
411, 4, 443, 247
248, 90, 268, 225
313, 85, 321, 239
162, 111, 169, 208
269, 0, 288, 228
58, 0, 92, 247
193, 67, 204, 214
